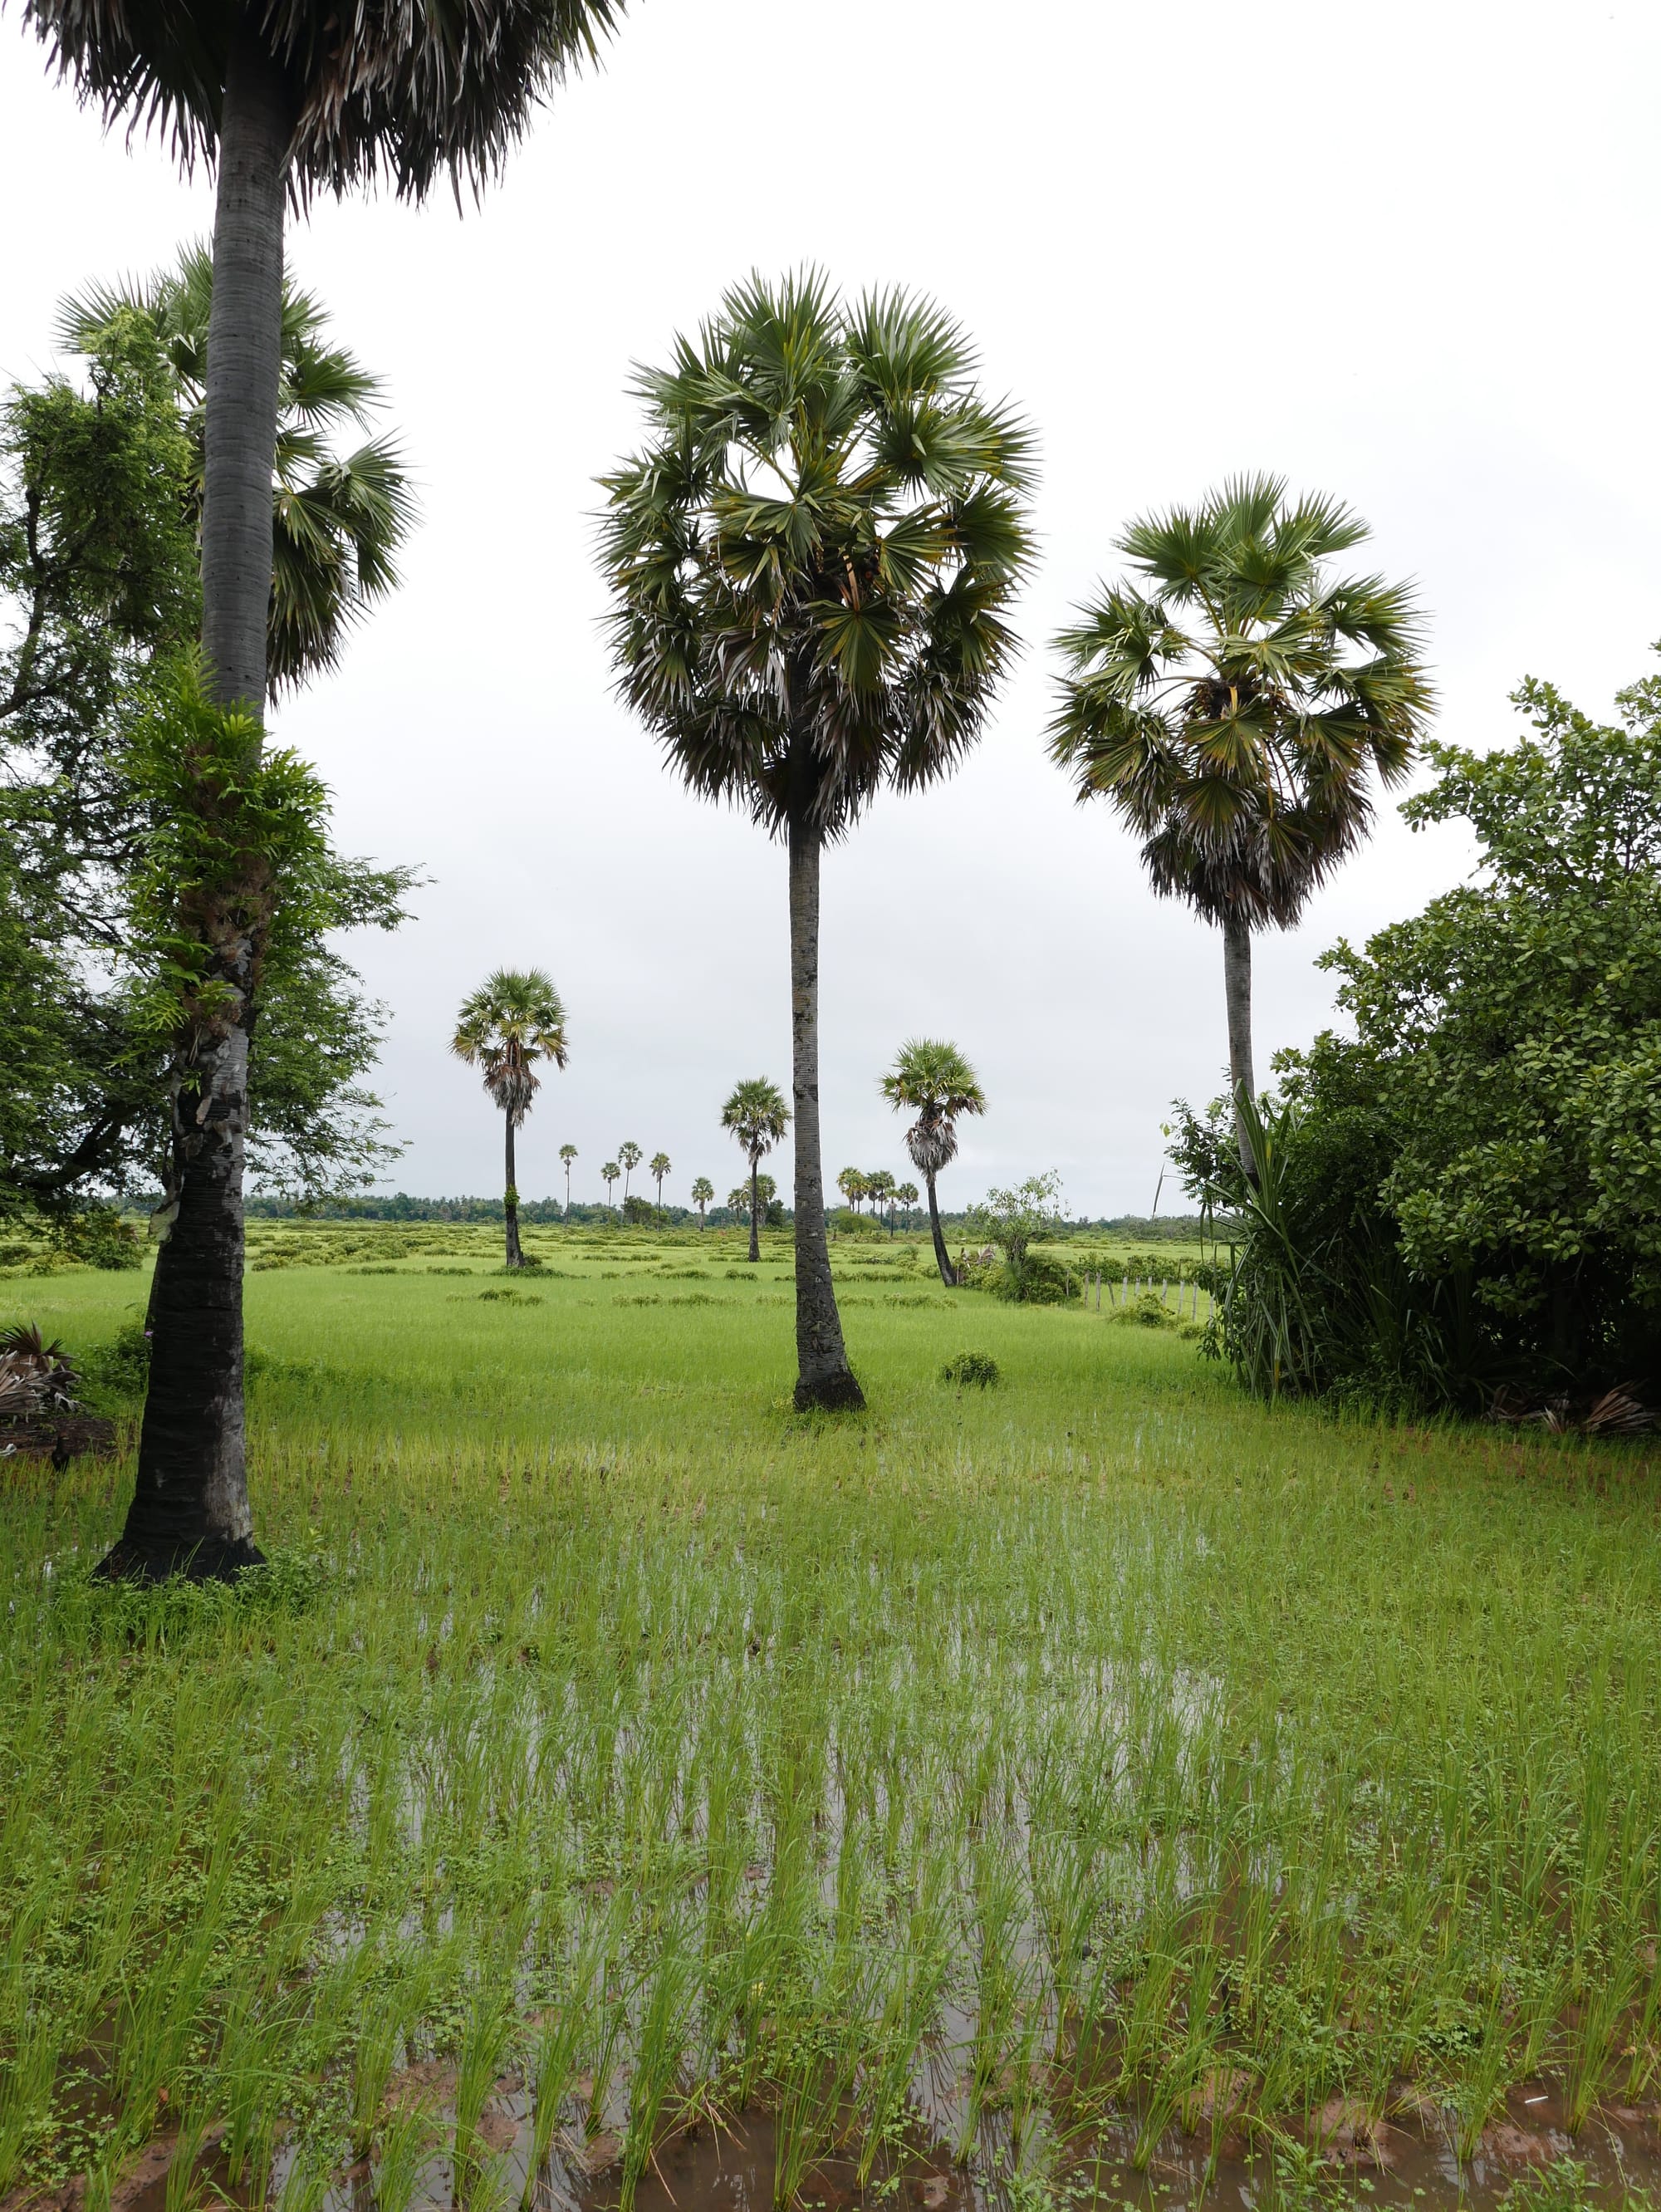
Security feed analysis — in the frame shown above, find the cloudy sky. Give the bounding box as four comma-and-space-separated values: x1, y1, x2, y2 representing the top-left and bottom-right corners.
5, 0, 1660, 1215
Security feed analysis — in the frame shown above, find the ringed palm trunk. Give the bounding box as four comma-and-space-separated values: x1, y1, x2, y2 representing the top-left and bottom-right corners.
104, 17, 291, 1581
1222, 912, 1257, 1179
924, 1171, 956, 1288
747, 1160, 761, 1265
787, 822, 863, 1410
503, 1117, 523, 1269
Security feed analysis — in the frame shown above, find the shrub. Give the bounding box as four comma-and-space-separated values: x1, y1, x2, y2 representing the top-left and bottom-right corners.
941, 1351, 1001, 1388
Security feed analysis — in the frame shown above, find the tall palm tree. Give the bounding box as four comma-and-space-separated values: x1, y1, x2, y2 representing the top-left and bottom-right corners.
649, 1151, 671, 1210
836, 1166, 866, 1216
1049, 476, 1432, 1171
61, 247, 415, 689
895, 1180, 919, 1230
722, 1078, 790, 1267
559, 1142, 578, 1214
865, 1168, 897, 1235
29, 0, 623, 1580
602, 1160, 620, 1210
881, 1038, 986, 1285
617, 1140, 642, 1207
600, 275, 1033, 1410
451, 969, 569, 1270
690, 1175, 713, 1227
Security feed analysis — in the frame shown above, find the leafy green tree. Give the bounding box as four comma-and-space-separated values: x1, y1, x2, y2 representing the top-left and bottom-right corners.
1173, 663, 1661, 1410
722, 1078, 790, 1266
617, 1140, 642, 1208
26, 0, 622, 1579
965, 1171, 1066, 1302
451, 969, 569, 1270
880, 1038, 986, 1284
649, 1151, 671, 1210
601, 1160, 620, 1209
61, 246, 416, 690
1050, 476, 1431, 1170
690, 1174, 713, 1226
600, 272, 1034, 1410
559, 1141, 578, 1214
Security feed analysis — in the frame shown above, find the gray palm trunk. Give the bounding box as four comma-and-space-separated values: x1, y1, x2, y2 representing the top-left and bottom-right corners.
788, 823, 863, 1410
503, 1117, 523, 1268
747, 1158, 762, 1265
1222, 912, 1257, 1176
924, 1171, 955, 1287
106, 23, 291, 1579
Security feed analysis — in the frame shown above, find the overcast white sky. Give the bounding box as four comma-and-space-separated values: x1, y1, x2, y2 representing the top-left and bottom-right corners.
6, 0, 1661, 1214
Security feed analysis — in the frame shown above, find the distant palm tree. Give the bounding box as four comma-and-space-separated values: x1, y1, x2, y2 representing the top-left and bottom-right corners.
895, 1181, 919, 1230
722, 1079, 790, 1266
600, 273, 1033, 1410
618, 1140, 642, 1208
837, 1167, 868, 1215
728, 1175, 777, 1224
602, 1161, 620, 1210
881, 1039, 986, 1286
866, 1168, 898, 1234
451, 969, 569, 1269
649, 1151, 671, 1210
559, 1143, 578, 1215
31, 0, 622, 1585
690, 1175, 713, 1228
1049, 476, 1432, 1171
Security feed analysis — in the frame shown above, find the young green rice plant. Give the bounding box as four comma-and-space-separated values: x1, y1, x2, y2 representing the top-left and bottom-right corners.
618, 1946, 698, 2212
452, 1989, 517, 2211
371, 2107, 439, 2212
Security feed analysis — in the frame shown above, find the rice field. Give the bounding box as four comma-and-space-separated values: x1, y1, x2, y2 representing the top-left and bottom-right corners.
4, 1224, 1661, 2212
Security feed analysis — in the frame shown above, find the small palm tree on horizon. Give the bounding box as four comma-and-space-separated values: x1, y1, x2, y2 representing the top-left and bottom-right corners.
690, 1175, 713, 1228
722, 1079, 790, 1266
1049, 475, 1432, 1172
559, 1143, 578, 1214
451, 969, 569, 1270
618, 1140, 642, 1208
649, 1152, 671, 1210
881, 1039, 986, 1286
601, 1161, 620, 1211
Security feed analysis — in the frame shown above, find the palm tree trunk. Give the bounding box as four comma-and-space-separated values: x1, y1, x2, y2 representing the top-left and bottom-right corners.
748, 1159, 761, 1265
925, 1172, 956, 1287
504, 1116, 522, 1269
788, 822, 863, 1410
101, 18, 290, 1582
1222, 911, 1257, 1177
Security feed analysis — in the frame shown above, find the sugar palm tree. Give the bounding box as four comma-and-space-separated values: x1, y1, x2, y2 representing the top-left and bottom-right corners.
722, 1078, 790, 1267
865, 1168, 897, 1235
1049, 476, 1432, 1172
61, 246, 415, 689
602, 1161, 620, 1210
690, 1175, 713, 1227
881, 1039, 987, 1286
617, 1140, 642, 1207
649, 1151, 671, 1210
451, 969, 569, 1270
600, 274, 1033, 1410
895, 1180, 919, 1230
836, 1167, 867, 1216
30, 0, 622, 1578
559, 1142, 578, 1214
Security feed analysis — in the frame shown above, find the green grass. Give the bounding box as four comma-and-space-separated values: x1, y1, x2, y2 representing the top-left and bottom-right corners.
3, 1224, 1660, 2212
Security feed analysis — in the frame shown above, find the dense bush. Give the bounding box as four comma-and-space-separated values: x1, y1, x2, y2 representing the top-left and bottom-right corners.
1172, 668, 1661, 1417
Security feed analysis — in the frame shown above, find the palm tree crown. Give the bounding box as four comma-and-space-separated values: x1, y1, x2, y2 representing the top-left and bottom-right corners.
723, 1078, 790, 1165
1047, 475, 1432, 930
881, 1037, 986, 1180
27, 0, 624, 201
451, 968, 568, 1125
61, 248, 414, 690
598, 270, 1036, 843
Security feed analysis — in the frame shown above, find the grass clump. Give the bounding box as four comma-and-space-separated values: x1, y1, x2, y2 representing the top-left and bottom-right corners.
941, 1350, 1001, 1388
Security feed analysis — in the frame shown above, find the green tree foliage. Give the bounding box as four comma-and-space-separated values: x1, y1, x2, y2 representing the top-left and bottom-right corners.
1173, 665, 1661, 1414
963, 1172, 1069, 1302
0, 304, 410, 1223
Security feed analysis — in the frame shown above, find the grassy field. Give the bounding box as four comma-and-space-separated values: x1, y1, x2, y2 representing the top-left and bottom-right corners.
3, 1224, 1660, 2212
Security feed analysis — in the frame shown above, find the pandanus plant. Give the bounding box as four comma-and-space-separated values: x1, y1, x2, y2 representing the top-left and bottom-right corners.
451, 969, 569, 1269
600, 272, 1034, 1408
881, 1039, 986, 1285
27, 0, 623, 1577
